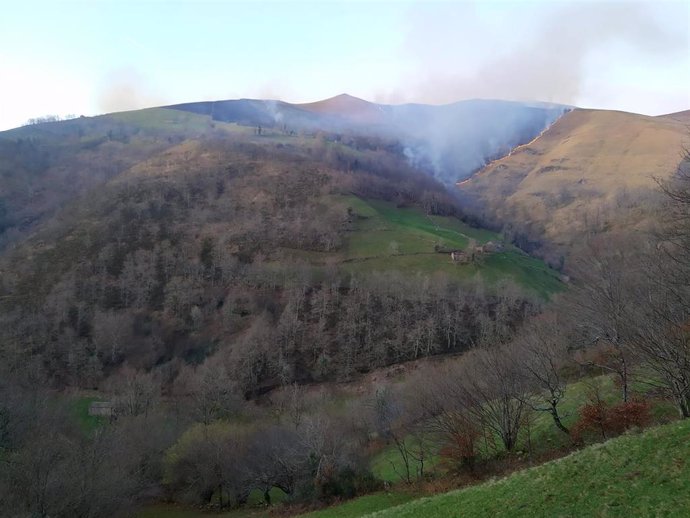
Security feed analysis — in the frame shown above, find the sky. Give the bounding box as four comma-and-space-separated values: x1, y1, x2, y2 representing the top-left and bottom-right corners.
0, 0, 688, 130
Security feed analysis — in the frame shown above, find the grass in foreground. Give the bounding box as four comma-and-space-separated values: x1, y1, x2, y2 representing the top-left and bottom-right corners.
137, 503, 269, 518
137, 488, 285, 518
297, 492, 418, 518
369, 418, 690, 518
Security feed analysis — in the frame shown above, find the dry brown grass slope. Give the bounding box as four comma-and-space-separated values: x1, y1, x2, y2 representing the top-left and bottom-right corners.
459, 108, 689, 261
296, 93, 387, 125
659, 109, 690, 125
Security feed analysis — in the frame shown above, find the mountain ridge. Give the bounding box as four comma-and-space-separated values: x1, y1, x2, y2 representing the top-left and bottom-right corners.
458, 107, 689, 263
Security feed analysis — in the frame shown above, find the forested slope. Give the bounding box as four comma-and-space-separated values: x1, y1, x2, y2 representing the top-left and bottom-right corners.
0, 108, 559, 394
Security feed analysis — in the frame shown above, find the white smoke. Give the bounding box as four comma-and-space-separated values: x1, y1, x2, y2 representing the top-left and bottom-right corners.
402, 1, 687, 108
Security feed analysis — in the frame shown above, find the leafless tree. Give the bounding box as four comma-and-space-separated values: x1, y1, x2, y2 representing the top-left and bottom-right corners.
603, 147, 690, 418
247, 424, 307, 502
0, 384, 145, 518
412, 364, 482, 471
92, 310, 132, 365
628, 243, 690, 418
447, 344, 529, 452
568, 236, 639, 402
514, 313, 572, 434
108, 366, 160, 418
180, 362, 242, 425
163, 422, 253, 508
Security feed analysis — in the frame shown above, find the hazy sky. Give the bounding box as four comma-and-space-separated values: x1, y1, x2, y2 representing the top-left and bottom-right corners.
0, 0, 688, 130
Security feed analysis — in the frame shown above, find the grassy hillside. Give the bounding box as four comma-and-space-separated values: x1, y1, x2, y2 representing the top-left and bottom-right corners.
369, 373, 677, 484
298, 492, 418, 518
336, 196, 562, 298
368, 418, 690, 518
297, 94, 387, 125
460, 108, 688, 262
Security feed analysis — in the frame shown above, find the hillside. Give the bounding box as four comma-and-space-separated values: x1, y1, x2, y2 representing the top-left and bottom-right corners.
2, 101, 687, 517
0, 97, 567, 249
0, 105, 561, 393
339, 197, 561, 298
167, 96, 566, 185
0, 107, 250, 249
458, 108, 688, 264
659, 109, 690, 124
357, 418, 690, 518
297, 94, 387, 125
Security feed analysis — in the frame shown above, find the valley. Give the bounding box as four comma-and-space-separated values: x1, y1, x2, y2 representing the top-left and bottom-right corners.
3, 2, 689, 516
1, 94, 688, 518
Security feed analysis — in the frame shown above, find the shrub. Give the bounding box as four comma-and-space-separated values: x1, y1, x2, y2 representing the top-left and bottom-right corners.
608, 400, 652, 434
315, 466, 382, 501
571, 399, 651, 443
439, 427, 481, 473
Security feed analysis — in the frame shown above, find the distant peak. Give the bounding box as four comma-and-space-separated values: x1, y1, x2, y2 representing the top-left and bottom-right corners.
329, 93, 368, 102
295, 93, 380, 121
302, 93, 373, 107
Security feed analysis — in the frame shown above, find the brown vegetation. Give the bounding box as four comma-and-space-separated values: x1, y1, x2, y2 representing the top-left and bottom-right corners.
2, 112, 690, 518
460, 108, 688, 266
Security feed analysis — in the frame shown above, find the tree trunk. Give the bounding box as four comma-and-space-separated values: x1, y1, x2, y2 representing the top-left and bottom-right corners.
620, 361, 629, 403
502, 432, 515, 452
677, 394, 690, 419
550, 406, 570, 435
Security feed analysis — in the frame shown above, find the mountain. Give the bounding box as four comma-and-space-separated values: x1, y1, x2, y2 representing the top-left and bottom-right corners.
458, 108, 689, 264
0, 102, 560, 392
0, 96, 566, 250
297, 93, 388, 125
2, 94, 687, 518
659, 109, 690, 124
166, 96, 567, 185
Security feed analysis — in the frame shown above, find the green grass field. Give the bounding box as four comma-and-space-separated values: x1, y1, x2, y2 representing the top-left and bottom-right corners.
297, 492, 419, 518
109, 107, 315, 145
70, 395, 107, 433
368, 417, 690, 518
108, 108, 249, 136
337, 196, 563, 298
137, 503, 269, 518
137, 487, 286, 518
138, 491, 416, 518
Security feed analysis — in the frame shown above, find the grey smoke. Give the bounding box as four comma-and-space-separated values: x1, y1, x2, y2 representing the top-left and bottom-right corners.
263, 99, 284, 124
403, 1, 687, 106
97, 68, 168, 113
387, 100, 568, 185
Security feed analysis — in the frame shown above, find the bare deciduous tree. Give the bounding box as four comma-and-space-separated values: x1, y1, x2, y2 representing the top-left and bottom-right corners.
568, 236, 639, 402
514, 313, 572, 435
450, 344, 529, 452
109, 366, 160, 418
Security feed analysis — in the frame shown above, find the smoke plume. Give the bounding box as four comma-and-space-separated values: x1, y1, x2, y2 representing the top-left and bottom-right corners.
97, 68, 168, 113
403, 1, 686, 106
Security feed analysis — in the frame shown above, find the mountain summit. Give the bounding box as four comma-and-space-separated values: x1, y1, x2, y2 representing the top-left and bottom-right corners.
297, 93, 385, 124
